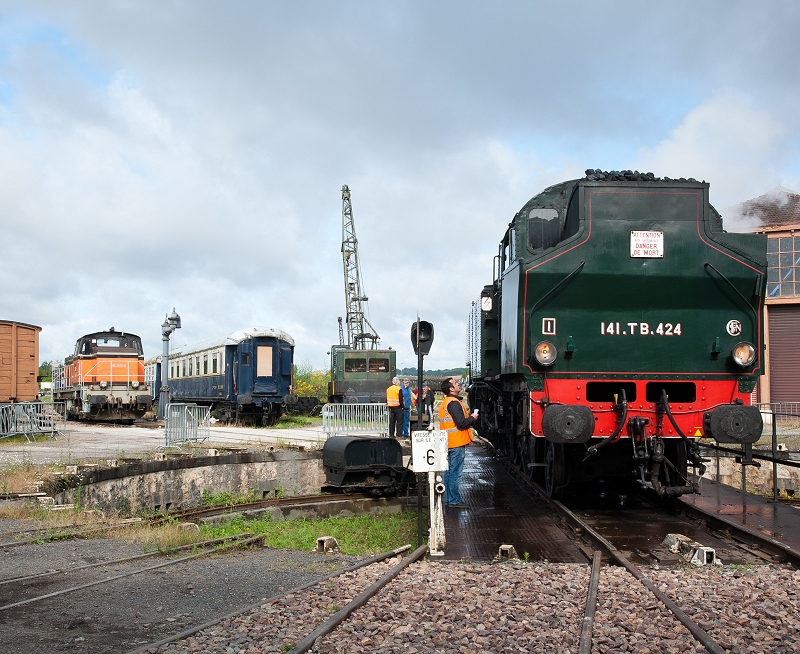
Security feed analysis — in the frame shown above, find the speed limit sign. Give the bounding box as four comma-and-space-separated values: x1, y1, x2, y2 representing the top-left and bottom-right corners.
411, 430, 449, 472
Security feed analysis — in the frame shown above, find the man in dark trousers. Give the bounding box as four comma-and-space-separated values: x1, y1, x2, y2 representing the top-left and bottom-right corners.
439, 378, 478, 507
386, 376, 404, 438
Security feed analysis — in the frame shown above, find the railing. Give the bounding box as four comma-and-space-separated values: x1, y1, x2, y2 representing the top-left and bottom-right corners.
321, 402, 389, 439
0, 402, 66, 441
164, 403, 210, 448
755, 402, 800, 437
700, 402, 800, 501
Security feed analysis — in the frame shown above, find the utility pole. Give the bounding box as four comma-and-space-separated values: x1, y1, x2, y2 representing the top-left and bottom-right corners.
341, 185, 379, 350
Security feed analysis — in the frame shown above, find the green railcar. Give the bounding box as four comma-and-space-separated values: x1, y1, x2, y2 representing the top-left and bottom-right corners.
468, 170, 767, 498
328, 345, 396, 403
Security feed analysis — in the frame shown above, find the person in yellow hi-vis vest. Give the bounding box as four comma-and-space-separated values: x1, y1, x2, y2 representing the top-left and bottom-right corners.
438, 377, 478, 507
386, 376, 404, 438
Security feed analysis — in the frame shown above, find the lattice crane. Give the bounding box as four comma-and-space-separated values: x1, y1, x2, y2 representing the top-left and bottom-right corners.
340, 185, 380, 349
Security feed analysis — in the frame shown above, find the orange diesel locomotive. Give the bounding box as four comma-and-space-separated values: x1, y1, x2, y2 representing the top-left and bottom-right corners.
53, 328, 153, 423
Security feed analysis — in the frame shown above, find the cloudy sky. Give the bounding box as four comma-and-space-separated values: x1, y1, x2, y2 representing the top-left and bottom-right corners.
2, 1, 799, 371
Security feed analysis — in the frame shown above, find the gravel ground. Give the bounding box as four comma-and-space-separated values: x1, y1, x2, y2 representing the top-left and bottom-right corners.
144, 560, 800, 654
0, 531, 360, 654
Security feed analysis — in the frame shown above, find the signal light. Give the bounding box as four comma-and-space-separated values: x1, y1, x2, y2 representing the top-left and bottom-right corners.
411, 321, 434, 356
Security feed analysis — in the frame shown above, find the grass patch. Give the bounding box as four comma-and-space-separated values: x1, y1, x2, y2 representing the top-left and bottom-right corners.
0, 434, 37, 446
199, 512, 421, 555
201, 489, 259, 507
268, 415, 322, 429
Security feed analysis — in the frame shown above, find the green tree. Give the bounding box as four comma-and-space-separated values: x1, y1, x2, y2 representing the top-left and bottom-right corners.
38, 361, 52, 381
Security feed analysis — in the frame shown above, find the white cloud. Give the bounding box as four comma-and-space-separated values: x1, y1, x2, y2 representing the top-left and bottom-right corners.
634, 91, 788, 214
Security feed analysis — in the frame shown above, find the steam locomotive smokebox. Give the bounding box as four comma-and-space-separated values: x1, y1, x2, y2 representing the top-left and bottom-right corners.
323, 436, 404, 490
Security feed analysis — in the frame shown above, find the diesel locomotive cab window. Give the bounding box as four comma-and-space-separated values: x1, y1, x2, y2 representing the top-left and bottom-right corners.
345, 358, 367, 373
369, 358, 389, 373
96, 338, 120, 347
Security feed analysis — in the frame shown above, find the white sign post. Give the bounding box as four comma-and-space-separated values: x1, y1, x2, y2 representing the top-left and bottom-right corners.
411, 430, 449, 556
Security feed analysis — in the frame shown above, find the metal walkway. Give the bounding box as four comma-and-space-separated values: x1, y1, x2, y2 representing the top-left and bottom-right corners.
680, 478, 800, 553
441, 445, 586, 563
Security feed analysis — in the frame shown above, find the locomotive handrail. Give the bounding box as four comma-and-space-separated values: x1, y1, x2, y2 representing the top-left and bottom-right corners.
703, 262, 760, 328
698, 442, 800, 469
528, 260, 585, 318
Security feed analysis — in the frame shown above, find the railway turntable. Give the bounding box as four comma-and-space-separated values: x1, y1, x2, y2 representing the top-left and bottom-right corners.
440, 444, 586, 562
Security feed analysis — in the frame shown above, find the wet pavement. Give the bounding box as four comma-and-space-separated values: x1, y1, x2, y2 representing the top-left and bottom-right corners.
680, 477, 800, 552
441, 445, 587, 563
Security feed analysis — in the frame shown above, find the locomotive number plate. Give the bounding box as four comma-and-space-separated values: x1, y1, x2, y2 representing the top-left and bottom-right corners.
601, 322, 682, 336
630, 231, 663, 258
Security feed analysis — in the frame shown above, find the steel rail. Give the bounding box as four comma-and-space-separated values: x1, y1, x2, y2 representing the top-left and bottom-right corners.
0, 519, 143, 549
288, 544, 429, 654
577, 550, 602, 654
0, 534, 263, 612
154, 492, 372, 524
125, 544, 413, 654
550, 495, 725, 654
0, 532, 250, 586
478, 438, 728, 654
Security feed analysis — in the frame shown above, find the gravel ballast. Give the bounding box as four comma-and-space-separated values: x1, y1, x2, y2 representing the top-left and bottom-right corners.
147, 561, 799, 654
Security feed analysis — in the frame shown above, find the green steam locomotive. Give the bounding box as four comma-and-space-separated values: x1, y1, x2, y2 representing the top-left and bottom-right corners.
467, 170, 767, 499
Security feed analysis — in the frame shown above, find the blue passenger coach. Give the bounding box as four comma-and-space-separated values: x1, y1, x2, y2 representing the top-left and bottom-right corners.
145, 327, 295, 426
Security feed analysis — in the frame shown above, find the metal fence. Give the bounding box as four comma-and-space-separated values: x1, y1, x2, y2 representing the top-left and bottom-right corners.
0, 402, 66, 441
321, 402, 389, 438
755, 402, 800, 438
164, 403, 210, 448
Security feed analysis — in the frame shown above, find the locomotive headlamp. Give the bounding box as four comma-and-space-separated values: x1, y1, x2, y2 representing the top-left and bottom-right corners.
732, 342, 756, 367
131, 380, 140, 389
534, 341, 558, 366
100, 380, 108, 389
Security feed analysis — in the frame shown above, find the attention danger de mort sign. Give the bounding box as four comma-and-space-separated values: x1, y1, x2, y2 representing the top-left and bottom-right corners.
630, 231, 664, 258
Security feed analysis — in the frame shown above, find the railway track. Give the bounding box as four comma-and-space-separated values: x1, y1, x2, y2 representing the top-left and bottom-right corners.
0, 533, 262, 612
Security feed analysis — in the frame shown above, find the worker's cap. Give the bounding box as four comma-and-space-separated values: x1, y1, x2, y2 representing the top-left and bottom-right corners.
403, 378, 410, 383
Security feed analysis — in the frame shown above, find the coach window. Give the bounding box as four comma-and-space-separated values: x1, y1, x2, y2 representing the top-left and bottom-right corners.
182, 360, 186, 377
212, 354, 218, 374
257, 346, 273, 377
203, 355, 208, 375
189, 359, 193, 376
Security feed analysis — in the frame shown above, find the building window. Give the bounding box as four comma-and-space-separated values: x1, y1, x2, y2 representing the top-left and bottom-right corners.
767, 235, 800, 297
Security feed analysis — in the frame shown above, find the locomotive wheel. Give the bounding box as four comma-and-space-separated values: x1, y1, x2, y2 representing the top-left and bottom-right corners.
544, 441, 566, 499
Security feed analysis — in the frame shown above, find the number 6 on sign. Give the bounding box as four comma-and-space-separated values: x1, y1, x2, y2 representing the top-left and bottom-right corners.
411, 431, 449, 472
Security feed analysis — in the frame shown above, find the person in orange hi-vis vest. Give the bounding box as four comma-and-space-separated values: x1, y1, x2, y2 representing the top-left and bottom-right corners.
386, 376, 404, 438
438, 377, 478, 507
